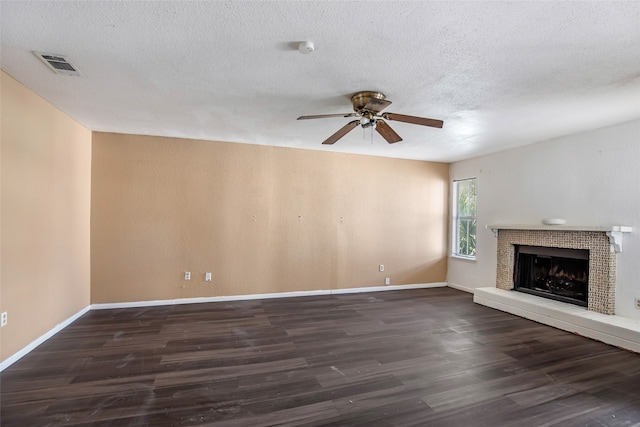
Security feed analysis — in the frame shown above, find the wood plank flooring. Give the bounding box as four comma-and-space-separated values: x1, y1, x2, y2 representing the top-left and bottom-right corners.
2, 287, 639, 426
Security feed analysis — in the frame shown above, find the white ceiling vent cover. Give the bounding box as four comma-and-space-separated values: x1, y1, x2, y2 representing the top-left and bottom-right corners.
34, 52, 83, 76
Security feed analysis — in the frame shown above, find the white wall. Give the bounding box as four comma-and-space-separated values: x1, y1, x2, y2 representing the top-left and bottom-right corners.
448, 119, 640, 320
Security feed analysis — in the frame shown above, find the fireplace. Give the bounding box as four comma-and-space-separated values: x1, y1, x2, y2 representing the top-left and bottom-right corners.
488, 225, 631, 315
514, 245, 589, 307
473, 224, 636, 354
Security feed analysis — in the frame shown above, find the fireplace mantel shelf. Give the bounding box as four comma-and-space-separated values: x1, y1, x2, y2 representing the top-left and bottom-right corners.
486, 224, 633, 253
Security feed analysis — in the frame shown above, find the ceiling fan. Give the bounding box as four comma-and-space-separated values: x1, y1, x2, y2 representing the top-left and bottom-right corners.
297, 91, 444, 145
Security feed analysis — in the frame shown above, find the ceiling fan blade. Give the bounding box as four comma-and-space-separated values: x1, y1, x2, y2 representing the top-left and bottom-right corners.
364, 98, 392, 113
375, 120, 402, 144
322, 120, 359, 145
297, 113, 356, 120
384, 112, 444, 128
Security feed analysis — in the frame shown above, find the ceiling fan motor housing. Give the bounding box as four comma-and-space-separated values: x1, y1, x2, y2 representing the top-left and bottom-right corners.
351, 91, 386, 113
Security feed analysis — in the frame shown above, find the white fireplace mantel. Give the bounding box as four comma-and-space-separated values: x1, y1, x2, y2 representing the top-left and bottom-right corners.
486, 224, 633, 253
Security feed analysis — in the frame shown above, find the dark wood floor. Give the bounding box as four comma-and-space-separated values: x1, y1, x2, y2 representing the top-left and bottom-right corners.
2, 288, 639, 426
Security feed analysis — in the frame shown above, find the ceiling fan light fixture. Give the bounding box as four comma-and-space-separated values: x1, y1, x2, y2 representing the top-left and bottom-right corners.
359, 117, 376, 129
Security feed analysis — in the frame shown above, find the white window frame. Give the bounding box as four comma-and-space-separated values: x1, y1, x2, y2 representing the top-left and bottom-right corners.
452, 177, 477, 260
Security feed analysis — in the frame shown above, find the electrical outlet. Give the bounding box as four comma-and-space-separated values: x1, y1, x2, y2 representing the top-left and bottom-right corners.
184, 272, 191, 280
379, 264, 384, 272
385, 278, 390, 285
1, 312, 7, 327
205, 272, 212, 282
635, 298, 640, 309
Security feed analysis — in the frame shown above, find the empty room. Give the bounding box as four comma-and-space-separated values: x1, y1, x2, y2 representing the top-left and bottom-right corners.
1, 1, 639, 426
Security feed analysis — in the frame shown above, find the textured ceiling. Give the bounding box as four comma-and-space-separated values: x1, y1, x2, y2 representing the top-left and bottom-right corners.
1, 1, 639, 162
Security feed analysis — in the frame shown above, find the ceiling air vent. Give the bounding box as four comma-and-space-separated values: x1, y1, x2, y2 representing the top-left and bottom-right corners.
34, 52, 83, 76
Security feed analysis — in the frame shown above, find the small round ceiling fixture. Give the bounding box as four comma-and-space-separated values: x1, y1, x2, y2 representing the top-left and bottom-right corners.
298, 41, 314, 54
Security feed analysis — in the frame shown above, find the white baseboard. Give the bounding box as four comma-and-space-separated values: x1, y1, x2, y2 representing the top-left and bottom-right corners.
332, 282, 447, 294
446, 282, 476, 294
2, 283, 448, 370
474, 287, 640, 354
91, 282, 448, 310
0, 306, 91, 372
6, 284, 636, 372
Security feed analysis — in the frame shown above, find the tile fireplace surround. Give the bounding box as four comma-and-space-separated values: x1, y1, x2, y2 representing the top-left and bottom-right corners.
473, 224, 639, 353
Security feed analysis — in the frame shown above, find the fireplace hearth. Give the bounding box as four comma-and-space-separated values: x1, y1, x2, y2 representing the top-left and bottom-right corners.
514, 245, 589, 307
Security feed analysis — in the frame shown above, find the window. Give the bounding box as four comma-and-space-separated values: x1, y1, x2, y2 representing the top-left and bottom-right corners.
452, 178, 477, 259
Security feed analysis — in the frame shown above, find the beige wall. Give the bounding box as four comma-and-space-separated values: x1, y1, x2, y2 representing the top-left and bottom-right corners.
1, 71, 91, 362
91, 133, 448, 303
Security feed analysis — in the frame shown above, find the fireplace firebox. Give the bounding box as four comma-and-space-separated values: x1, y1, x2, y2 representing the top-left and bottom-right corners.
514, 245, 589, 307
